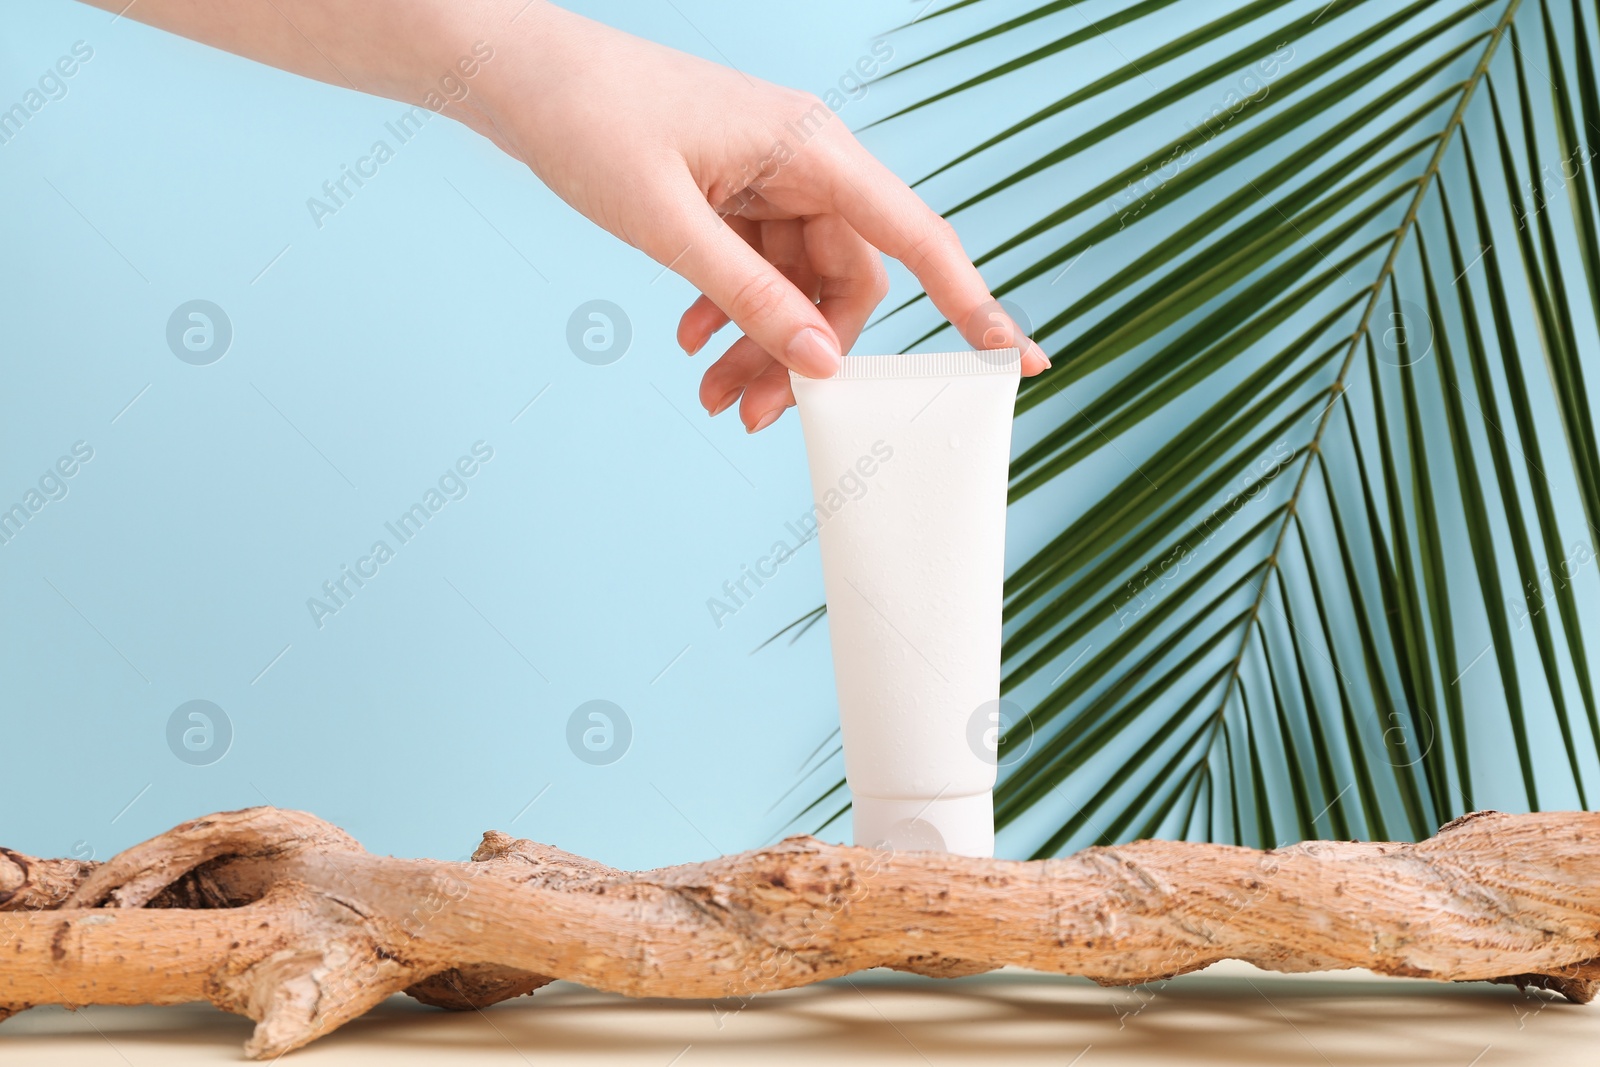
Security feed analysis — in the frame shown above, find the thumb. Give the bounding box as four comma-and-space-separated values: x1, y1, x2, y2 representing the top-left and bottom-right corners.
649, 184, 841, 378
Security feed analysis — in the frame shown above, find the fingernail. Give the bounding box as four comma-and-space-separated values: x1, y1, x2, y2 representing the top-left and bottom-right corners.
748, 408, 782, 434
685, 337, 705, 356
1027, 339, 1052, 367
710, 388, 740, 416
787, 327, 840, 377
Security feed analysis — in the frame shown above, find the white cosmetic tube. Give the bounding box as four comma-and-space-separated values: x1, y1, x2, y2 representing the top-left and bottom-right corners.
790, 349, 1021, 857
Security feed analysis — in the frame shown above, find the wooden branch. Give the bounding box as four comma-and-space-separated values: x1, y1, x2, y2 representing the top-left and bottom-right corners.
2, 808, 1597, 1058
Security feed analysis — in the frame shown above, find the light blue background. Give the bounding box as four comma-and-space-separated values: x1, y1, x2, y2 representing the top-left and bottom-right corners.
1, 0, 1051, 869
4, 0, 1593, 867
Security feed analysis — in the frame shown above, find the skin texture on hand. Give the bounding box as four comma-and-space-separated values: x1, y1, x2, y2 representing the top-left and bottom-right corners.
81, 0, 1049, 431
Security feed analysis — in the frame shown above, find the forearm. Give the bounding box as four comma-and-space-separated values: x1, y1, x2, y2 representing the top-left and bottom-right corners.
78, 1, 640, 172
78, 0, 545, 123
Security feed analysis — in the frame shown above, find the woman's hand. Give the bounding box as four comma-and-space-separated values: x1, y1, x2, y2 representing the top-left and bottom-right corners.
85, 0, 1050, 432
465, 2, 1049, 432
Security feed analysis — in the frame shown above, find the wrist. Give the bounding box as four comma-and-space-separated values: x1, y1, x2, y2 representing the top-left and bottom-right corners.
355, 0, 533, 150
452, 1, 591, 163
391, 0, 505, 107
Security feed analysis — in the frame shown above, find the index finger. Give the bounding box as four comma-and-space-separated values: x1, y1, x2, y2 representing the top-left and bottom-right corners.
821, 147, 1050, 373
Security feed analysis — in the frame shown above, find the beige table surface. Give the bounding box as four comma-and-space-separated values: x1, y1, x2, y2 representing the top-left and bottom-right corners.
2, 960, 1590, 1065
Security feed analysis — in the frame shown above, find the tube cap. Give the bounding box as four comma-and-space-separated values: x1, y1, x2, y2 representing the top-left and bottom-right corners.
852, 792, 994, 857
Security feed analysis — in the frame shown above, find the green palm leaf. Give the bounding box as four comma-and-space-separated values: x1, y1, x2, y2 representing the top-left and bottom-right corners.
784, 0, 1600, 853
